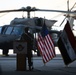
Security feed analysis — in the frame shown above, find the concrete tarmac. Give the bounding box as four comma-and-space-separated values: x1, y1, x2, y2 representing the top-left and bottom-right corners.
0, 54, 76, 75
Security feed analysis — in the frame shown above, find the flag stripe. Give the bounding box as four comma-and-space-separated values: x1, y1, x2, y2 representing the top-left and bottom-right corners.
45, 35, 55, 58
62, 30, 76, 60
37, 24, 56, 63
57, 21, 76, 65
48, 35, 55, 49
48, 35, 55, 57
38, 34, 51, 62
37, 34, 48, 62
47, 35, 55, 56
64, 21, 76, 53
44, 36, 53, 59
58, 37, 72, 65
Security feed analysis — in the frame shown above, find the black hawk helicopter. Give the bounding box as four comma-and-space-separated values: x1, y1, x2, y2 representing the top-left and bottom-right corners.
0, 5, 76, 56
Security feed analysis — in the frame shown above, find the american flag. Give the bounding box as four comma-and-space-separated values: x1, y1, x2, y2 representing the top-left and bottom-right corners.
37, 23, 56, 63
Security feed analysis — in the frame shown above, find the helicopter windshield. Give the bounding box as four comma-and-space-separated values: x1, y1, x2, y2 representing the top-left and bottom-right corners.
11, 26, 24, 35
4, 25, 24, 36
5, 27, 13, 34
0, 26, 2, 34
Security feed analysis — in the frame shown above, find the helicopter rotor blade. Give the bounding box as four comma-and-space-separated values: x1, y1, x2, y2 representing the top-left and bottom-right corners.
0, 8, 27, 13
64, 1, 76, 19
0, 6, 37, 13
0, 6, 76, 15
36, 9, 76, 14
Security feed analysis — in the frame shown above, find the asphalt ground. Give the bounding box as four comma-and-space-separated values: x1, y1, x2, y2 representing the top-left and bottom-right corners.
0, 54, 76, 75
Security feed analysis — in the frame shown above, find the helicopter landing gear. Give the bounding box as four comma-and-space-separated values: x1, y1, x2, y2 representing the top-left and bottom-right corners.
3, 48, 9, 56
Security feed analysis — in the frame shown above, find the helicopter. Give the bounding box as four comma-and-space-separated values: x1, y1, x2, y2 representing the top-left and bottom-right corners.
0, 6, 58, 56
0, 4, 76, 56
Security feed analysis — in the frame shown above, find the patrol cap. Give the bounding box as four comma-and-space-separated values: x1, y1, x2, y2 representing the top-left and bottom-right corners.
24, 27, 29, 32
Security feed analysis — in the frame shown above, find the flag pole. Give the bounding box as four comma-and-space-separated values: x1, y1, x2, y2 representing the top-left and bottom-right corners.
43, 17, 46, 66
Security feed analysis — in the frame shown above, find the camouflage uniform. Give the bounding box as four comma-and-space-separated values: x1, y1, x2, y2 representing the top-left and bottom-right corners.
21, 28, 34, 70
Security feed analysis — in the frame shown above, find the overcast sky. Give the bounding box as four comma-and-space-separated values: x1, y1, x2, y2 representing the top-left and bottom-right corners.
0, 0, 76, 26
0, 0, 76, 54
0, 0, 75, 10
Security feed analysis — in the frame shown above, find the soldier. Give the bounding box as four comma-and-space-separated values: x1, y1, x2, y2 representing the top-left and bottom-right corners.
20, 27, 34, 71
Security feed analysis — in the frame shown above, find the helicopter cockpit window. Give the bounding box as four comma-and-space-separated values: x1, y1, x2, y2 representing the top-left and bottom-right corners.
11, 26, 24, 35
5, 27, 13, 34
0, 26, 2, 34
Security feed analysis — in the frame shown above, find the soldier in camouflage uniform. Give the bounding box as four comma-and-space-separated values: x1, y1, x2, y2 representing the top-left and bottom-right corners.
21, 27, 34, 71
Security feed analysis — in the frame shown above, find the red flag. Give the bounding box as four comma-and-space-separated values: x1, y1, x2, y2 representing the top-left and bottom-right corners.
58, 21, 76, 65
37, 23, 56, 63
